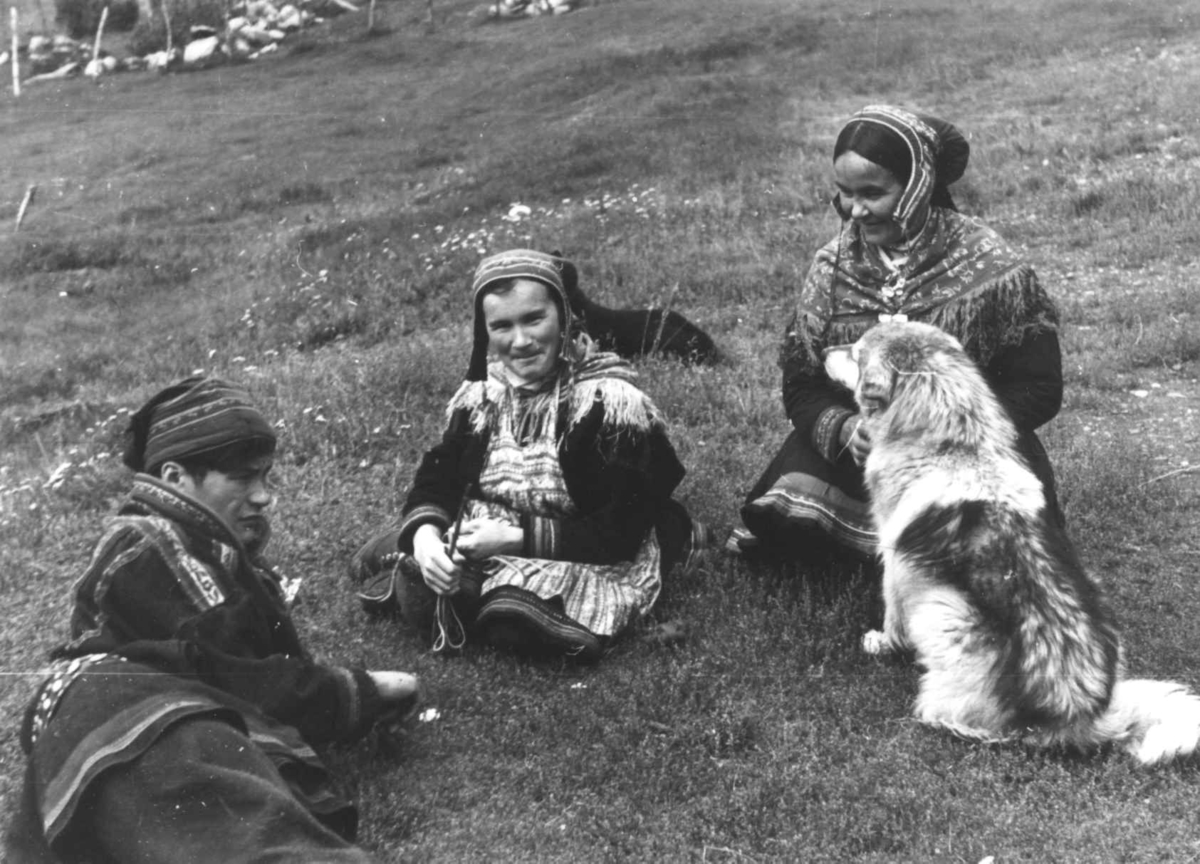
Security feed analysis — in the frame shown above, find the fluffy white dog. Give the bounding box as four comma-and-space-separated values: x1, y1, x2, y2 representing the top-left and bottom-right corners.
846, 320, 1200, 765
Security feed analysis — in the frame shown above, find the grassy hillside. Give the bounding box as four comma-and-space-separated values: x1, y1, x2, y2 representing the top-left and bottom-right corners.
3, 0, 1200, 860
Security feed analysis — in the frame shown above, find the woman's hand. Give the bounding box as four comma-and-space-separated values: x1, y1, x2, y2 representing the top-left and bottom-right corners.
454, 518, 523, 560
839, 415, 872, 466
412, 523, 464, 595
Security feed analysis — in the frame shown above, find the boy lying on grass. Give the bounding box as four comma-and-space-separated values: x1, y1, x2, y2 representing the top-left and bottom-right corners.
6, 376, 421, 864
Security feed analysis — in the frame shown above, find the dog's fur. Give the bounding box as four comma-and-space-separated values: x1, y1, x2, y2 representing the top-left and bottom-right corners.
556, 257, 722, 366
852, 320, 1200, 764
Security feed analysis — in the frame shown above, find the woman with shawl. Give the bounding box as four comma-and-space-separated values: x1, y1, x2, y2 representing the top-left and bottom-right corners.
731, 105, 1063, 561
352, 249, 705, 660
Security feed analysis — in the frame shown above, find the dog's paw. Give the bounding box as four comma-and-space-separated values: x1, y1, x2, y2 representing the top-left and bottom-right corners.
862, 629, 891, 655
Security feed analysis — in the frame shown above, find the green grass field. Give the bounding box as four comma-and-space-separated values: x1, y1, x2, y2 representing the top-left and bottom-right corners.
3, 0, 1200, 860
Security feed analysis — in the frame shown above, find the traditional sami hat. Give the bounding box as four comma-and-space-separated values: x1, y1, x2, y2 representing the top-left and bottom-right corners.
835, 105, 970, 235
465, 249, 575, 381
123, 376, 276, 473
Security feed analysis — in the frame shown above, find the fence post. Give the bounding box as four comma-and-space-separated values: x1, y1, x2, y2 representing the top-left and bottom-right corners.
90, 6, 109, 77
16, 185, 37, 231
9, 7, 19, 98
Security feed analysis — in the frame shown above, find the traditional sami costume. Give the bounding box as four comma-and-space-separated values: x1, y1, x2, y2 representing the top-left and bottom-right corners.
7, 378, 394, 864
734, 107, 1063, 561
355, 250, 700, 659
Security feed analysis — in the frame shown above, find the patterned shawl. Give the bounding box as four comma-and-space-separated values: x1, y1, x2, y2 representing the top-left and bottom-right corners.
781, 207, 1059, 376
448, 352, 662, 442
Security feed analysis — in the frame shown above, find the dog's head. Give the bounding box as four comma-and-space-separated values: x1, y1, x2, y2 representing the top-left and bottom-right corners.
852, 321, 965, 418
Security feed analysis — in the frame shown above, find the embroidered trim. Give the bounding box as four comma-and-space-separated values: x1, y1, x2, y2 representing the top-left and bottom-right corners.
814, 407, 855, 463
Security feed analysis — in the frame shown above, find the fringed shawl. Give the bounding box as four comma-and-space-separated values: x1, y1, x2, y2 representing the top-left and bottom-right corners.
446, 352, 663, 441
781, 208, 1058, 376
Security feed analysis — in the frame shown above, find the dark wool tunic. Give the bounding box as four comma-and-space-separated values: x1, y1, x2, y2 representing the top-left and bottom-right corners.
397, 379, 687, 566
14, 476, 383, 859
739, 208, 1064, 559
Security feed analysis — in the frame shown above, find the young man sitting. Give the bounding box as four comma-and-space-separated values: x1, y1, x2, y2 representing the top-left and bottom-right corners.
6, 376, 420, 864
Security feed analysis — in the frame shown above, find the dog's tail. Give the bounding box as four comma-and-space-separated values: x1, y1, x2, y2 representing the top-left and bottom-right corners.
1083, 678, 1200, 765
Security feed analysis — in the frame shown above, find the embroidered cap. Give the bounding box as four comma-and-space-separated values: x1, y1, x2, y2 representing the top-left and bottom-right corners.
466, 249, 575, 381
123, 376, 277, 473
834, 105, 970, 236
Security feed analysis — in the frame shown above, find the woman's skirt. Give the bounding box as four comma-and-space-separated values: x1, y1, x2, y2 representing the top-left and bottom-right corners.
732, 428, 877, 560
468, 500, 662, 639
732, 427, 1063, 560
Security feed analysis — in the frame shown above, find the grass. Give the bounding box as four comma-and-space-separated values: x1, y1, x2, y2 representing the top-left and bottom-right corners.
4, 0, 1200, 860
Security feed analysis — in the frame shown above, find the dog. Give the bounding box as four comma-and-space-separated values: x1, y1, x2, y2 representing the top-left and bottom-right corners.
849, 319, 1200, 764
555, 256, 723, 366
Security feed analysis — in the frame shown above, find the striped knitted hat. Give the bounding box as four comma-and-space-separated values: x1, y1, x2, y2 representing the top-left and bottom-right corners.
834, 105, 970, 236
123, 376, 277, 473
466, 249, 574, 381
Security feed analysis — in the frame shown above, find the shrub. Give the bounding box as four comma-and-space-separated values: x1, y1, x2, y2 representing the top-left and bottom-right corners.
55, 0, 139, 39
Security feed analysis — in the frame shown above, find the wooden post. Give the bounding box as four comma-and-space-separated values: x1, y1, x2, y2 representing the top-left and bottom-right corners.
367, 0, 375, 32
15, 185, 37, 231
426, 0, 434, 30
162, 0, 172, 56
93, 7, 108, 57
91, 6, 109, 75
9, 7, 19, 98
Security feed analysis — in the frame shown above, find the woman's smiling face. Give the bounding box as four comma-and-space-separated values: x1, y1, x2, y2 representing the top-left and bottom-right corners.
833, 151, 915, 247
482, 278, 564, 387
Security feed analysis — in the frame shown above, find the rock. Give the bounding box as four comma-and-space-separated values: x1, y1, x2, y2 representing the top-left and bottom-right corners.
248, 42, 278, 60
189, 24, 219, 38
246, 0, 279, 22
144, 49, 179, 71
227, 15, 249, 31
84, 58, 104, 78
490, 0, 529, 17
28, 35, 51, 53
238, 24, 274, 45
276, 4, 303, 30
182, 36, 221, 65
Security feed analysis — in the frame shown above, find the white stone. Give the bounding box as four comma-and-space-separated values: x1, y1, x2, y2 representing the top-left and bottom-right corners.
248, 42, 278, 59
144, 50, 171, 70
183, 36, 221, 65
239, 25, 273, 45
276, 4, 302, 29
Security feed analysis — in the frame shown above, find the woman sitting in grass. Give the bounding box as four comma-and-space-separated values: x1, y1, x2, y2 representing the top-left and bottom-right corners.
352, 249, 706, 660
732, 105, 1064, 562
